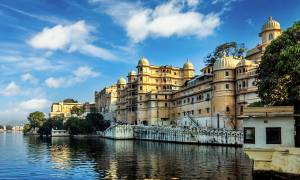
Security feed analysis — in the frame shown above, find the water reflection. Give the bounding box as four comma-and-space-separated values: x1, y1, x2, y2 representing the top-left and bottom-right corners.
1, 132, 252, 179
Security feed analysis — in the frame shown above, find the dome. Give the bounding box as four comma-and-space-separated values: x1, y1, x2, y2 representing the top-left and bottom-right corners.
128, 70, 136, 76
183, 61, 194, 69
138, 56, 149, 66
117, 77, 126, 84
237, 59, 253, 67
213, 56, 240, 71
262, 16, 281, 32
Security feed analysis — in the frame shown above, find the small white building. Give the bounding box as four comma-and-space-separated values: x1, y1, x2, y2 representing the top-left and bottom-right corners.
51, 129, 70, 137
241, 106, 295, 149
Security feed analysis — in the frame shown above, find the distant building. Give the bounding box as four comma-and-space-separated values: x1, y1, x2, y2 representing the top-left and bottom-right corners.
95, 85, 117, 121
83, 102, 97, 114
97, 17, 283, 129
49, 102, 82, 119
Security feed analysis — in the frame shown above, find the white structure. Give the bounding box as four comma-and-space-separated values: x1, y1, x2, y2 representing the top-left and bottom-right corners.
51, 129, 70, 137
241, 106, 295, 149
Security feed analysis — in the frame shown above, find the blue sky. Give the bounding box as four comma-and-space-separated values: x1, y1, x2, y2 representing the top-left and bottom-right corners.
0, 0, 299, 125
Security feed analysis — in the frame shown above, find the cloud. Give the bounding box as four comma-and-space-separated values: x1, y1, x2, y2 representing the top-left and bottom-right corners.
93, 0, 220, 43
246, 18, 254, 26
0, 98, 50, 124
28, 21, 117, 60
0, 54, 66, 73
0, 3, 69, 24
0, 81, 21, 96
19, 98, 51, 110
21, 73, 38, 84
45, 66, 99, 88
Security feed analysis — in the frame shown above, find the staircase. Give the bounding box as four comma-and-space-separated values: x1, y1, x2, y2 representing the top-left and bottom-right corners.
187, 115, 200, 128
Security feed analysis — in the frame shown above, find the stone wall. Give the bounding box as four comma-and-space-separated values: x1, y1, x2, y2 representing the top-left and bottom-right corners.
245, 147, 300, 175
101, 125, 243, 146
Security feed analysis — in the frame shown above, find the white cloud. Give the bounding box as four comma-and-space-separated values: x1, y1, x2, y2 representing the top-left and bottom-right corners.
187, 0, 200, 7
19, 98, 51, 110
0, 54, 66, 73
45, 66, 99, 88
21, 73, 38, 84
0, 82, 21, 96
45, 77, 66, 88
0, 98, 50, 124
28, 21, 117, 60
94, 0, 220, 43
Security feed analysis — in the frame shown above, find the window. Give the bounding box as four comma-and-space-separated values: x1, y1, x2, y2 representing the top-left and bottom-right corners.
140, 86, 143, 90
206, 108, 210, 113
165, 95, 167, 99
225, 71, 229, 76
269, 33, 274, 40
140, 96, 142, 100
165, 103, 168, 107
155, 95, 158, 99
225, 84, 230, 89
266, 127, 281, 144
140, 77, 143, 81
198, 109, 202, 114
226, 106, 230, 112
240, 106, 244, 114
244, 127, 255, 144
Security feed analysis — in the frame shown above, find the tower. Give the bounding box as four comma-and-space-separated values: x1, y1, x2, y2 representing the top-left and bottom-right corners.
212, 56, 240, 129
259, 16, 282, 49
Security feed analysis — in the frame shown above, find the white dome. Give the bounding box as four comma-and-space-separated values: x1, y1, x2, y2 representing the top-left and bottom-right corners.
213, 56, 240, 71
128, 70, 136, 76
138, 56, 149, 66
183, 61, 194, 69
262, 16, 281, 32
117, 77, 126, 84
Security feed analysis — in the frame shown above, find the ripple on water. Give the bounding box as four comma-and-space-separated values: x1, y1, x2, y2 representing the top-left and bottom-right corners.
0, 132, 253, 179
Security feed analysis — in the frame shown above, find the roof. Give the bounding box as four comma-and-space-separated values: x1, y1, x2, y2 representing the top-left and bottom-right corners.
213, 56, 240, 71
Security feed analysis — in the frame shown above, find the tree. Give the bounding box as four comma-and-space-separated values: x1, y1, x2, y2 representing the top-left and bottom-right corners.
204, 42, 245, 65
256, 20, 300, 146
6, 125, 13, 130
38, 119, 52, 136
64, 117, 86, 135
0, 125, 3, 129
27, 111, 46, 129
23, 124, 31, 133
70, 106, 84, 116
63, 98, 78, 103
50, 116, 64, 130
85, 113, 110, 133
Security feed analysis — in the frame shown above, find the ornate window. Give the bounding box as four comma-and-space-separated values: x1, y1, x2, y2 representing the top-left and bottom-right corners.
269, 33, 274, 40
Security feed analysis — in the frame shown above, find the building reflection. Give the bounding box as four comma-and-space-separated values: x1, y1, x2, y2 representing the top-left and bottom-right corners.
50, 140, 71, 170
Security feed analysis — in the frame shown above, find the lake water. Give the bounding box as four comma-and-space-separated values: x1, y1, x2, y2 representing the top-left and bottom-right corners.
0, 132, 253, 179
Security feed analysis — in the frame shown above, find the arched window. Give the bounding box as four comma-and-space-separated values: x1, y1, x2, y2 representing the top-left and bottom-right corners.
226, 106, 230, 112
269, 33, 274, 40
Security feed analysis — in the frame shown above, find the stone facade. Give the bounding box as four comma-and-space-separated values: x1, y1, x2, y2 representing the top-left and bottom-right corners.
49, 102, 82, 119
95, 85, 117, 121
97, 17, 282, 129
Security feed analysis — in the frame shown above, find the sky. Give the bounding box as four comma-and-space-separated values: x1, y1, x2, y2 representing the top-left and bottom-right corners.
0, 0, 299, 125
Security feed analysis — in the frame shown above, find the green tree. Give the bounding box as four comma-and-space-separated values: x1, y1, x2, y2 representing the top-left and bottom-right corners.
64, 117, 86, 135
204, 42, 245, 65
0, 125, 3, 129
256, 20, 300, 146
50, 116, 64, 130
23, 124, 31, 133
27, 111, 46, 129
38, 119, 52, 136
70, 106, 84, 116
85, 113, 110, 133
63, 98, 78, 103
6, 125, 13, 130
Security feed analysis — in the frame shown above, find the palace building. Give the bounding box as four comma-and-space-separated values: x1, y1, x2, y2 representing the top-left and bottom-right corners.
95, 17, 282, 129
